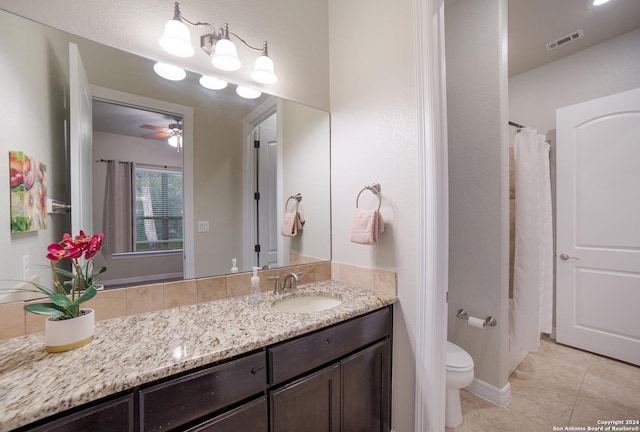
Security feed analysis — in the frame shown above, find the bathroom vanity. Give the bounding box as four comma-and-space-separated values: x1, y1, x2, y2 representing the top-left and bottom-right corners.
0, 281, 395, 431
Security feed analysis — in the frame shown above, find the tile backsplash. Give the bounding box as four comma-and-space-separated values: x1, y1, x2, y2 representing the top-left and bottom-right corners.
0, 261, 397, 341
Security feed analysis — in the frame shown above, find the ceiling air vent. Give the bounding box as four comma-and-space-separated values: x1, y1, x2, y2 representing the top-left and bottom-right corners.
545, 29, 584, 51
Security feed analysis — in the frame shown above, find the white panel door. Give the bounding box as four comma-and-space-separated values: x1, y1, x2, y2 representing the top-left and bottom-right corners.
257, 115, 279, 269
556, 87, 640, 366
69, 43, 93, 235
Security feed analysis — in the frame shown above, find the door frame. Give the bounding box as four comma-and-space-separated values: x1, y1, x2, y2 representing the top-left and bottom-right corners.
89, 85, 195, 279
242, 96, 281, 272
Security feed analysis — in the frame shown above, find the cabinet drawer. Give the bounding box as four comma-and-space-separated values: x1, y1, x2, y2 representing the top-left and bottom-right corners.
185, 396, 268, 432
268, 307, 390, 385
25, 393, 134, 432
140, 351, 266, 432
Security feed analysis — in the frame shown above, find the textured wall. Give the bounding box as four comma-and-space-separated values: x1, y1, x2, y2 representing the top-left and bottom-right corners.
445, 0, 510, 390
328, 0, 419, 430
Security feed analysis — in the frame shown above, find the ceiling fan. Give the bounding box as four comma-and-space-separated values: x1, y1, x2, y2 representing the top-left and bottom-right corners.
140, 118, 183, 150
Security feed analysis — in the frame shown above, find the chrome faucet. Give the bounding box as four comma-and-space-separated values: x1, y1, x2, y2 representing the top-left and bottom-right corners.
267, 275, 282, 294
283, 272, 304, 291
269, 272, 303, 294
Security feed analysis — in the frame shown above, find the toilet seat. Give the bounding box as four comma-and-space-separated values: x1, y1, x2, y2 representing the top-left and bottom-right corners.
446, 342, 474, 371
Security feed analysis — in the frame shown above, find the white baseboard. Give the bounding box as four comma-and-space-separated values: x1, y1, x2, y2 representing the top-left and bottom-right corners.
465, 377, 511, 407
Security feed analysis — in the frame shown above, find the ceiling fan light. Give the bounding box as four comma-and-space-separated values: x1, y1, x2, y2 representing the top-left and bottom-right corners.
236, 85, 262, 99
153, 62, 186, 81
251, 55, 278, 84
159, 19, 195, 57
199, 75, 228, 90
212, 39, 241, 71
168, 135, 179, 147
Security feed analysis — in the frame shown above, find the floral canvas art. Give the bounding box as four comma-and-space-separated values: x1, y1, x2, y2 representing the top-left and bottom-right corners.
9, 150, 47, 233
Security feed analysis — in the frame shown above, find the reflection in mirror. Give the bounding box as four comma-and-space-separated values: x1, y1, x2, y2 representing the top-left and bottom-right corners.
92, 101, 185, 287
0, 7, 330, 302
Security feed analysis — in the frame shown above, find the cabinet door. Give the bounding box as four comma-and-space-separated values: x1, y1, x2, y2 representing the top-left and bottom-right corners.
186, 396, 268, 432
342, 340, 391, 432
270, 363, 341, 432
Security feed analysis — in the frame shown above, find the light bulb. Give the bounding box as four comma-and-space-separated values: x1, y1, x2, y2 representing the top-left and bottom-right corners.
236, 86, 262, 99
199, 75, 228, 90
168, 135, 179, 147
251, 55, 278, 84
159, 19, 195, 57
212, 39, 241, 71
153, 62, 186, 81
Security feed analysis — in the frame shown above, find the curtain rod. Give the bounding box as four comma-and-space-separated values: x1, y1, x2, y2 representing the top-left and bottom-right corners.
95, 159, 181, 170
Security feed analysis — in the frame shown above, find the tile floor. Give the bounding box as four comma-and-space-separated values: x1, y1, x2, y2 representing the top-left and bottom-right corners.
446, 336, 640, 432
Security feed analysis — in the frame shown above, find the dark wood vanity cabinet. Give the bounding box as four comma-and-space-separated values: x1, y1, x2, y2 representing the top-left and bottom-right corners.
269, 306, 392, 432
18, 306, 391, 432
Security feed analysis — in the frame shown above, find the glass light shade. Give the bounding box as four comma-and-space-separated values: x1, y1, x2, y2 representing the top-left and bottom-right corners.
251, 55, 278, 84
211, 39, 241, 71
199, 75, 228, 90
153, 62, 186, 81
592, 0, 611, 5
168, 135, 180, 148
158, 19, 195, 57
236, 86, 262, 99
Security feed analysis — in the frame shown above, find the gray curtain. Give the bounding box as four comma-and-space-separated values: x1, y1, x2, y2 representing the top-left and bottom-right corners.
103, 161, 135, 254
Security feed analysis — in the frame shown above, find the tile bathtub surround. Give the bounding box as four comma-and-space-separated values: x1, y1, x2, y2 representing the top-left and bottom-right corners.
0, 281, 397, 431
0, 262, 339, 341
446, 336, 640, 432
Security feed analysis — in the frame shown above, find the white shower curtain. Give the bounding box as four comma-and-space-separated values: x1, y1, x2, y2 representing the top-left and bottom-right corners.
510, 128, 553, 353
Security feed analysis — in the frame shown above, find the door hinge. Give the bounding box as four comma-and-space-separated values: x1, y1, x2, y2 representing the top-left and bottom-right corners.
254, 244, 261, 253
254, 140, 260, 148
254, 192, 260, 200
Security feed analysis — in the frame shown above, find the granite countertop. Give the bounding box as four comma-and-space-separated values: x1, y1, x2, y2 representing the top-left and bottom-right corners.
0, 280, 396, 431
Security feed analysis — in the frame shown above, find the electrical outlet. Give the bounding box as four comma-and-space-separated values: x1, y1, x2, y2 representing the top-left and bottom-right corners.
22, 255, 30, 281
198, 221, 210, 232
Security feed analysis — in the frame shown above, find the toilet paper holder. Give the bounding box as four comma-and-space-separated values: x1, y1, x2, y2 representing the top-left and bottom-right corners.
456, 309, 497, 328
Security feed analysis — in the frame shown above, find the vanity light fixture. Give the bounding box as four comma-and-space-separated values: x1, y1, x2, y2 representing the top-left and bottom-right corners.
159, 2, 278, 84
236, 86, 262, 99
153, 62, 186, 81
199, 75, 228, 90
585, 0, 612, 8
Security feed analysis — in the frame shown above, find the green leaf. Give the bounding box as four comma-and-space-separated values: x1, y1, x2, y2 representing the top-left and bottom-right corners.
74, 286, 97, 305
24, 303, 67, 317
50, 293, 72, 308
52, 267, 74, 279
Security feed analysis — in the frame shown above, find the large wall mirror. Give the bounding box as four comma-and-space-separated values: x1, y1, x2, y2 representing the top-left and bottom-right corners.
0, 7, 330, 300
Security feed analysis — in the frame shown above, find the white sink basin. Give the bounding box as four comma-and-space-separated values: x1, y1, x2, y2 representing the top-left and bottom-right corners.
271, 295, 343, 313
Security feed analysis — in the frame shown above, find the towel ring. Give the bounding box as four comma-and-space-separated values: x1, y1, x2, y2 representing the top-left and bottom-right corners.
285, 193, 302, 211
355, 183, 382, 211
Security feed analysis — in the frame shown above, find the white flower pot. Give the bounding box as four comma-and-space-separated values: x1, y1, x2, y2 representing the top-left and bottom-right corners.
45, 309, 95, 353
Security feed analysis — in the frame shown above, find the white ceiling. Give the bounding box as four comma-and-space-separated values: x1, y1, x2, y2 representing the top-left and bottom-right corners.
508, 0, 640, 76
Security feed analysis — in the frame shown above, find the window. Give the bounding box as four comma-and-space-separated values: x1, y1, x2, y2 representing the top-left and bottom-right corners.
134, 166, 183, 252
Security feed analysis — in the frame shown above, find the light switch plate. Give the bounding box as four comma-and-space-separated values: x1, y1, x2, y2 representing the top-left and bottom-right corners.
198, 221, 210, 232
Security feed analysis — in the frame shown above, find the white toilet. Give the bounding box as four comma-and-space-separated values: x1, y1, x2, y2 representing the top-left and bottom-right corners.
445, 341, 475, 428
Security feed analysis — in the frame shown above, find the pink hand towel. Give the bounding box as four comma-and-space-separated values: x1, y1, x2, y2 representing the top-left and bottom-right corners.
281, 211, 304, 237
350, 208, 385, 245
